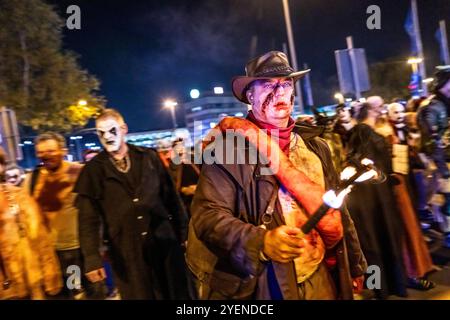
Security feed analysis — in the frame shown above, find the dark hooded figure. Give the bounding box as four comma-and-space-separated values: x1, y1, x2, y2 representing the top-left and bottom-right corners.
346, 102, 408, 299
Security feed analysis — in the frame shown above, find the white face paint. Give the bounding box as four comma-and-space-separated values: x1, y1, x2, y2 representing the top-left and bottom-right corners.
96, 118, 124, 153
5, 168, 22, 186
388, 103, 405, 125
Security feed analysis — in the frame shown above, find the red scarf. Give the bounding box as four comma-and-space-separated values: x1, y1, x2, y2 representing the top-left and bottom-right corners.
246, 111, 295, 154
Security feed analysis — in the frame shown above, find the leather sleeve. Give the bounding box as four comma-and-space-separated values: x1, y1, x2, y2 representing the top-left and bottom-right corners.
191, 163, 267, 277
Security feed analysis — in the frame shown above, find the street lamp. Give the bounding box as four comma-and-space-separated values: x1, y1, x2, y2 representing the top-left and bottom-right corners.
190, 89, 200, 99
282, 0, 304, 113
163, 99, 178, 128
334, 93, 344, 104
407, 57, 423, 73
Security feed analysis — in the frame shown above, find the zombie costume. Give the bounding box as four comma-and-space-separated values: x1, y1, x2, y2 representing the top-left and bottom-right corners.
23, 160, 86, 298
187, 51, 366, 300
384, 104, 433, 281
75, 144, 191, 299
25, 161, 83, 251
0, 184, 62, 299
187, 117, 367, 300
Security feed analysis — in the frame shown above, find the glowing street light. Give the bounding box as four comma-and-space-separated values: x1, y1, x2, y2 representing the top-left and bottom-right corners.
190, 89, 200, 99
407, 57, 423, 65
163, 99, 178, 128
78, 99, 87, 106
214, 87, 224, 94
407, 57, 423, 74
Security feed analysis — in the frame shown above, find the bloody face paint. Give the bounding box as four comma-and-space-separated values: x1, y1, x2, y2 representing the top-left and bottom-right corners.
96, 118, 124, 153
35, 139, 65, 171
249, 78, 294, 127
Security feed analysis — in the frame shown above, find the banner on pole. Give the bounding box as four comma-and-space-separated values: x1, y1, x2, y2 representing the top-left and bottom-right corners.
335, 48, 371, 96
404, 8, 419, 56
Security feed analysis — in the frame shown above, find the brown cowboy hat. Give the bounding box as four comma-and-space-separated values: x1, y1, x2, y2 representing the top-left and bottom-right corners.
232, 51, 310, 104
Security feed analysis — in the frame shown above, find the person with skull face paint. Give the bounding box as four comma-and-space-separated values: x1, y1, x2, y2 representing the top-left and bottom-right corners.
74, 109, 191, 300
4, 165, 25, 187
334, 103, 357, 150
384, 103, 435, 291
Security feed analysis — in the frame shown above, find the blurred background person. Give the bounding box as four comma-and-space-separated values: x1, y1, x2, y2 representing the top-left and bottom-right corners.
334, 102, 357, 149
346, 102, 408, 299
23, 132, 92, 299
0, 147, 62, 300
4, 164, 25, 187
384, 102, 435, 291
417, 66, 450, 248
168, 138, 200, 217
313, 106, 345, 172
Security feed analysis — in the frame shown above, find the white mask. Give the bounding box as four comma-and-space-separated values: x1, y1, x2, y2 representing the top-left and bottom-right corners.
96, 119, 124, 153
388, 103, 405, 126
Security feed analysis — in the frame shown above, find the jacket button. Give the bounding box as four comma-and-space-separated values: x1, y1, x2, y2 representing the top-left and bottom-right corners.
141, 232, 148, 236
133, 198, 139, 203
137, 216, 143, 220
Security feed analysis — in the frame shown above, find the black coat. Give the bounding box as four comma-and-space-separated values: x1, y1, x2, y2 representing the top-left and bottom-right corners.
74, 144, 190, 299
346, 124, 408, 299
186, 123, 367, 300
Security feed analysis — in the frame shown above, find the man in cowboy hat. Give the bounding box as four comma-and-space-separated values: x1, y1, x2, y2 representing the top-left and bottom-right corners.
186, 51, 367, 300
417, 65, 450, 248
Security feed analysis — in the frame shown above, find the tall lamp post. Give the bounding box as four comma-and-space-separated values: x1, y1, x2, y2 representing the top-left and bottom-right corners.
164, 100, 178, 128
281, 0, 304, 113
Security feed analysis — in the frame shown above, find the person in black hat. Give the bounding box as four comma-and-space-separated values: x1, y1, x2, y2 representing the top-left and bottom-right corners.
417, 65, 450, 248
187, 51, 367, 300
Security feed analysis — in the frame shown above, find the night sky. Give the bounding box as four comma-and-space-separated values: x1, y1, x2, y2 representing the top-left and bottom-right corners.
47, 0, 450, 132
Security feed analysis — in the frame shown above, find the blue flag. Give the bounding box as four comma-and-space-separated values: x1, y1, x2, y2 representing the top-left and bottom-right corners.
404, 8, 418, 56
435, 27, 449, 64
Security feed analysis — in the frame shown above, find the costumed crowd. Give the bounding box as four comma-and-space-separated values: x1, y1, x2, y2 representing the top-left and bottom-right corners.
1, 51, 449, 300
